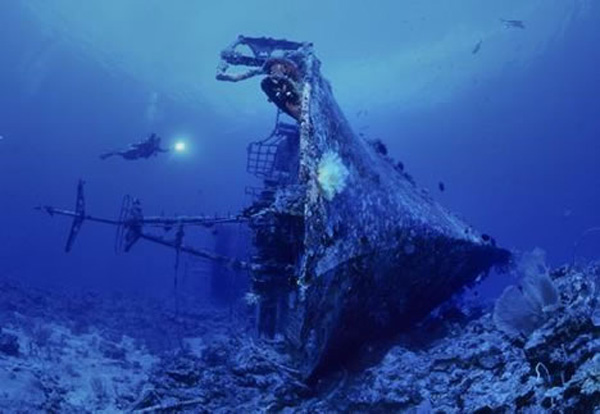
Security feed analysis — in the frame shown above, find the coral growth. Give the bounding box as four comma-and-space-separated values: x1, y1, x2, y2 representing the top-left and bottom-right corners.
317, 150, 350, 201
493, 248, 559, 337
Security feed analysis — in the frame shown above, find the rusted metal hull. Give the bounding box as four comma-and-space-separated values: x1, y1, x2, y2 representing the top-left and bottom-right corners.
217, 36, 510, 379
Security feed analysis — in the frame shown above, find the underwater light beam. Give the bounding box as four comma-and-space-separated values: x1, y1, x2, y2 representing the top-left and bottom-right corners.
173, 140, 187, 153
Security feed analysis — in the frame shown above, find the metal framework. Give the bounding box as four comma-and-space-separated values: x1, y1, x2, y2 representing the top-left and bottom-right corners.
247, 114, 299, 183
36, 180, 248, 269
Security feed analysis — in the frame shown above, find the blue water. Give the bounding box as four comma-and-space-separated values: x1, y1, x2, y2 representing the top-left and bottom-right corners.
0, 0, 598, 295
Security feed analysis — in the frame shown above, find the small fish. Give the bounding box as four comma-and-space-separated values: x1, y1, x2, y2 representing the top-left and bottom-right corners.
396, 161, 404, 172
438, 182, 445, 192
501, 19, 525, 29
481, 234, 491, 242
472, 40, 482, 55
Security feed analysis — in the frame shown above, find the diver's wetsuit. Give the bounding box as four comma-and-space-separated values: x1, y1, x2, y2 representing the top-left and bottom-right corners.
100, 133, 169, 160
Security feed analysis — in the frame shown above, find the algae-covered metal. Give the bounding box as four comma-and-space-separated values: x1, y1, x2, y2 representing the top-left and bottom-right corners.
217, 36, 510, 379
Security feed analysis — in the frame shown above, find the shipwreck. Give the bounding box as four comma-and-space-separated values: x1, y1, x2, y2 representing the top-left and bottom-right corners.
38, 36, 511, 381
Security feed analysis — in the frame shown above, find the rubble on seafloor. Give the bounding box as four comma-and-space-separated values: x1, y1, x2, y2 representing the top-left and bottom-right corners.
0, 263, 599, 413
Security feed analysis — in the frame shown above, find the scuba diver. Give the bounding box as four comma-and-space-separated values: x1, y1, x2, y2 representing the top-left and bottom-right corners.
260, 58, 302, 120
100, 133, 169, 160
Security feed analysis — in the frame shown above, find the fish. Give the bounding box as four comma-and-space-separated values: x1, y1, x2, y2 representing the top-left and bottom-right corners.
472, 40, 482, 55
438, 182, 445, 192
501, 19, 525, 29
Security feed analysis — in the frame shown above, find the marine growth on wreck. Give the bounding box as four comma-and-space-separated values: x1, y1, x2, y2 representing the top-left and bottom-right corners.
215, 35, 511, 380
1, 2, 599, 412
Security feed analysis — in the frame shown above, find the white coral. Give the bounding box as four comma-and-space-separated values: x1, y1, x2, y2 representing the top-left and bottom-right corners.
317, 151, 349, 201
243, 292, 260, 306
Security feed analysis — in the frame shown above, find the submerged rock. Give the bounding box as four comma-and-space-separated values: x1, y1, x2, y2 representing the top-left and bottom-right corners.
291, 264, 600, 413
0, 328, 20, 357
0, 264, 598, 413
